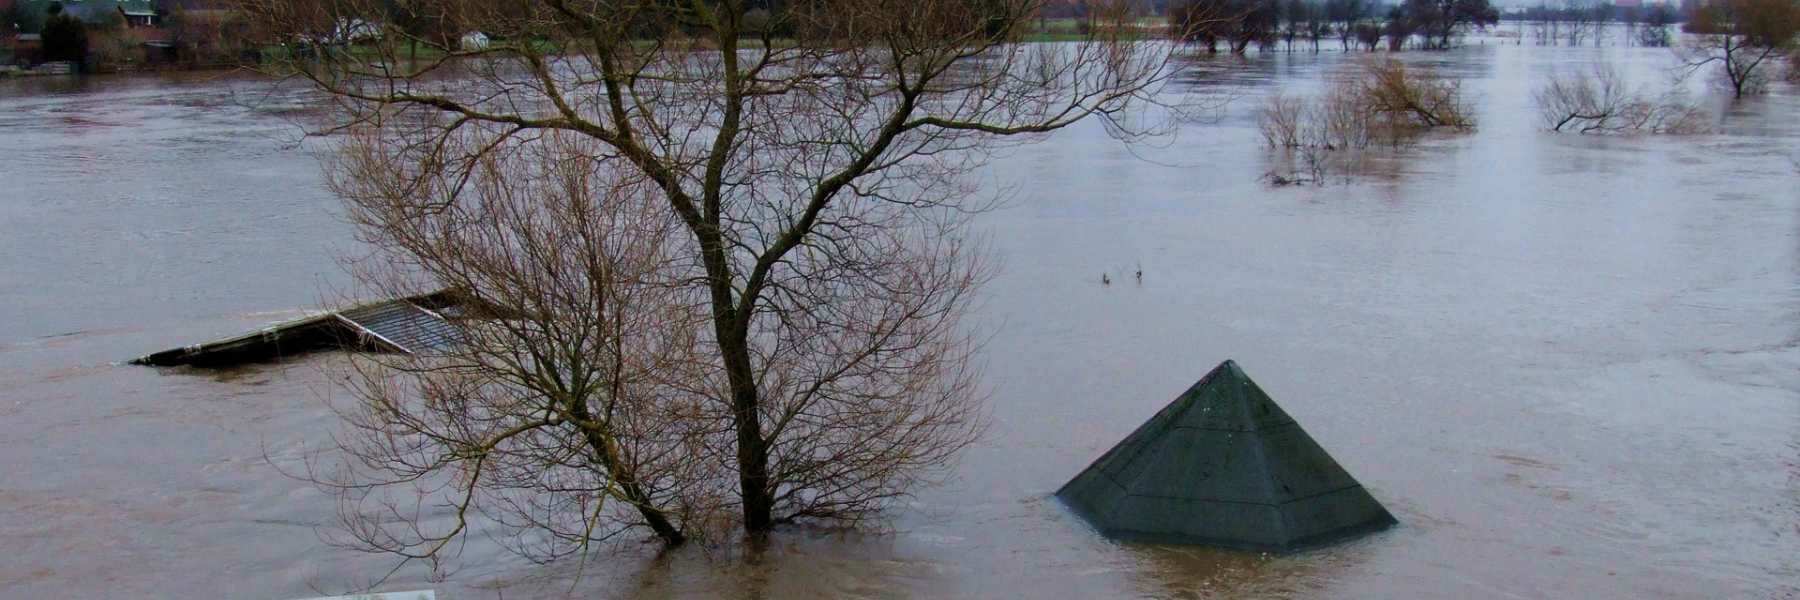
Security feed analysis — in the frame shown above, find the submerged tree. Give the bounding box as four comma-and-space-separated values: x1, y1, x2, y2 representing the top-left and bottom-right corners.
1398, 0, 1500, 49
1534, 63, 1707, 133
1640, 3, 1677, 47
240, 0, 1180, 572
1170, 0, 1278, 53
1256, 59, 1475, 184
1327, 0, 1373, 50
1680, 0, 1800, 98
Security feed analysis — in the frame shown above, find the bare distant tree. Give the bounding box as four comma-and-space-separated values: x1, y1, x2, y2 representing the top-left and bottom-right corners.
1534, 63, 1707, 133
1397, 0, 1501, 50
1385, 7, 1418, 50
239, 0, 1182, 571
1640, 3, 1676, 47
1330, 0, 1372, 50
1588, 2, 1613, 47
1679, 0, 1800, 98
1565, 0, 1596, 46
1527, 5, 1557, 46
1354, 21, 1384, 49
1171, 0, 1279, 53
1622, 4, 1642, 46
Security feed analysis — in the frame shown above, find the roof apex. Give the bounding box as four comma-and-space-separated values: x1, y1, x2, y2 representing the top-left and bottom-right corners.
1056, 360, 1396, 552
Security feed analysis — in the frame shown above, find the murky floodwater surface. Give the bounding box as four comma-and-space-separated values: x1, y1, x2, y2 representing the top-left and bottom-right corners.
2, 42, 1797, 598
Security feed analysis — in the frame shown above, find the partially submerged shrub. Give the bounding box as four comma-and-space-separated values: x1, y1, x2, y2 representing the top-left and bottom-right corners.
1534, 64, 1708, 134
1256, 59, 1474, 153
1255, 60, 1475, 185
1351, 59, 1475, 131
1257, 93, 1306, 148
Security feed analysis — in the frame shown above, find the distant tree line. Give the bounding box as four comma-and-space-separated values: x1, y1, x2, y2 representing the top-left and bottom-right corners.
1040, 0, 1175, 18
1168, 0, 1498, 52
1507, 2, 1683, 47
328, 0, 1031, 52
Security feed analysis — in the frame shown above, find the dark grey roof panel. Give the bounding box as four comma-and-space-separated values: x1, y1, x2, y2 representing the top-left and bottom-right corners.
131, 291, 464, 367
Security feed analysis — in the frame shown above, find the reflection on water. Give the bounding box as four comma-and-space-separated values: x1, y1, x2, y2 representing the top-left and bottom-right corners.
2, 41, 1799, 599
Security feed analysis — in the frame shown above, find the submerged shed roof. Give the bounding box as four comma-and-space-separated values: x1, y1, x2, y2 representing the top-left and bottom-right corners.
131, 291, 462, 367
1056, 360, 1396, 553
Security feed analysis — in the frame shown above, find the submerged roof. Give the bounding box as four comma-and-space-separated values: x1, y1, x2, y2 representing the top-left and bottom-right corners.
131, 291, 462, 368
1056, 360, 1396, 552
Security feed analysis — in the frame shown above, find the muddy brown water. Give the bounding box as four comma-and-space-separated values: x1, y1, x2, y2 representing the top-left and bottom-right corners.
2, 42, 1797, 598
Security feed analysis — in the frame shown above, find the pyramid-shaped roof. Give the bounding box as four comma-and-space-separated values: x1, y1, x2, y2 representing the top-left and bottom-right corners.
1056, 360, 1395, 552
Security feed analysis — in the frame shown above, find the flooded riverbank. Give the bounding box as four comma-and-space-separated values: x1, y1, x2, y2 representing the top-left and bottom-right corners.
2, 43, 1797, 598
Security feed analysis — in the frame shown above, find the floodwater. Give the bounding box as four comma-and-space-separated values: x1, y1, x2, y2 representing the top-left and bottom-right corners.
2, 41, 1798, 599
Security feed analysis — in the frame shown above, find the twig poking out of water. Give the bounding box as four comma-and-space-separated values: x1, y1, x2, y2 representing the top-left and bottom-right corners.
1534, 64, 1709, 135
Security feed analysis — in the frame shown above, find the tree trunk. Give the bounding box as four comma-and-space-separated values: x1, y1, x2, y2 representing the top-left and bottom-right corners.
733, 378, 775, 531
701, 218, 777, 533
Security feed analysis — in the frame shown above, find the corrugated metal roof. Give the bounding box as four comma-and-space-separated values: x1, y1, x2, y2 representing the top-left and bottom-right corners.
339, 301, 462, 354
132, 291, 466, 367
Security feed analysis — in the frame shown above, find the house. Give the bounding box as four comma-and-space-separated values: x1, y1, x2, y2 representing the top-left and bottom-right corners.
116, 0, 158, 27
5, 32, 41, 65
13, 0, 164, 28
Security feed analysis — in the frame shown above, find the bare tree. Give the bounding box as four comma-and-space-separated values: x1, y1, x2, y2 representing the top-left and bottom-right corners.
1679, 0, 1800, 98
1258, 92, 1308, 148
1565, 0, 1595, 46
316, 132, 719, 565
1623, 4, 1642, 46
1640, 3, 1676, 47
1533, 63, 1708, 133
1354, 58, 1475, 129
1259, 59, 1473, 150
1171, 0, 1279, 53
240, 0, 1181, 569
1589, 2, 1613, 47
1398, 0, 1501, 50
1527, 5, 1557, 46
1256, 59, 1473, 183
1354, 21, 1383, 49
1385, 7, 1418, 50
